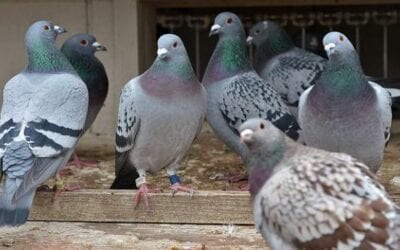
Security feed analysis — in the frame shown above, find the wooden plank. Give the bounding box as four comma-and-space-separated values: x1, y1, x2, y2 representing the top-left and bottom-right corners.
0, 222, 268, 249
141, 0, 400, 8
29, 190, 254, 224
26, 189, 400, 224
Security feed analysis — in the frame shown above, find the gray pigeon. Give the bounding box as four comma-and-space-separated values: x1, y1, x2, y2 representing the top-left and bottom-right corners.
61, 34, 108, 167
247, 21, 326, 118
202, 12, 301, 164
112, 34, 206, 207
299, 31, 392, 173
0, 20, 88, 226
239, 118, 400, 250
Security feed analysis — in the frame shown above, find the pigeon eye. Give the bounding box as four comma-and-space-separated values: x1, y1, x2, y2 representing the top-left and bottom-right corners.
226, 17, 233, 24
255, 30, 260, 35
80, 40, 88, 46
43, 25, 50, 31
339, 35, 344, 42
260, 123, 265, 130
172, 42, 178, 48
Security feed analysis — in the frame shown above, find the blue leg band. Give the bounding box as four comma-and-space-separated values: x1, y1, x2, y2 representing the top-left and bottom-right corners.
169, 174, 181, 185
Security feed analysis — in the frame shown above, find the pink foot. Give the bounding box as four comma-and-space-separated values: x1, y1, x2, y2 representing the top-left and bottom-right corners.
217, 172, 248, 183
52, 181, 80, 200
134, 183, 160, 209
170, 183, 194, 197
67, 152, 98, 168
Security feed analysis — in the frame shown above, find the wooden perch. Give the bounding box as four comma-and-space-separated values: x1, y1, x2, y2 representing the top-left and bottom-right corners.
29, 190, 254, 224
25, 189, 400, 224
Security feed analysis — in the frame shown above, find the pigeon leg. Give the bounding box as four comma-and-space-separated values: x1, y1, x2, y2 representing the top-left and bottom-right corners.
168, 172, 194, 198
217, 172, 248, 183
67, 152, 98, 168
52, 173, 80, 200
134, 175, 160, 209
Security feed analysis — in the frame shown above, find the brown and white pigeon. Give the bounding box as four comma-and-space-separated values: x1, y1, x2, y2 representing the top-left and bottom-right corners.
239, 118, 400, 250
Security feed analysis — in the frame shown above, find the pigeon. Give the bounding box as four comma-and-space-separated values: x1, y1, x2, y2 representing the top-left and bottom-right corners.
61, 34, 108, 168
0, 20, 88, 226
298, 31, 392, 173
111, 34, 206, 207
239, 118, 400, 250
202, 12, 301, 164
247, 20, 327, 118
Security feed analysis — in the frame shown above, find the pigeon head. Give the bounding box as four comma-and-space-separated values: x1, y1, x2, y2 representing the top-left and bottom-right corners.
239, 118, 284, 152
156, 34, 188, 62
25, 20, 66, 44
209, 12, 245, 38
61, 34, 106, 56
247, 21, 270, 46
323, 32, 355, 60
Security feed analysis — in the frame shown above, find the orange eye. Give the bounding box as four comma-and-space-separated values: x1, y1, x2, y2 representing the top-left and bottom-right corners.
260, 123, 265, 130
80, 40, 88, 46
44, 25, 50, 31
339, 35, 344, 42
172, 42, 178, 48
226, 17, 233, 24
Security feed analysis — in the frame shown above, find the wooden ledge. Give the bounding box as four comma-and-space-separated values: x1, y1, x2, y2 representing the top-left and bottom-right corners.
29, 190, 254, 225
26, 189, 400, 224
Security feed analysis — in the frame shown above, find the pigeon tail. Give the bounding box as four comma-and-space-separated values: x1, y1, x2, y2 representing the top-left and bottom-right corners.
0, 140, 36, 227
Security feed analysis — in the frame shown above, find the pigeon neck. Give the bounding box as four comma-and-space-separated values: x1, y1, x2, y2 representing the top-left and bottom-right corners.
203, 34, 251, 85
150, 55, 196, 82
254, 30, 294, 70
63, 50, 104, 85
26, 40, 75, 74
316, 53, 369, 98
248, 135, 288, 197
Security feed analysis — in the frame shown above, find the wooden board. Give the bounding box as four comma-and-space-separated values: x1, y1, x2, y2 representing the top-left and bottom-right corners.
0, 222, 268, 249
29, 190, 254, 224
27, 189, 400, 224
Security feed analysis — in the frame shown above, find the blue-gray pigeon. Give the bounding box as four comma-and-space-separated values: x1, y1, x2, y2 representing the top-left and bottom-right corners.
61, 34, 108, 168
247, 20, 326, 118
299, 32, 392, 173
112, 34, 206, 207
0, 20, 88, 226
202, 12, 301, 165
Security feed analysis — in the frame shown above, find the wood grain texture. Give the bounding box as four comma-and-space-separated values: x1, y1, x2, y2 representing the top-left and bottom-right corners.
29, 190, 254, 224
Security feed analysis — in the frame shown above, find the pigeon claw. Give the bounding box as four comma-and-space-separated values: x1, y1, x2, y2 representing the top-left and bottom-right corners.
170, 183, 194, 198
134, 183, 160, 209
67, 152, 99, 168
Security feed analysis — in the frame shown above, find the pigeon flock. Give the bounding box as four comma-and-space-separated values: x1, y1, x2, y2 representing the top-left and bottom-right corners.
0, 11, 399, 249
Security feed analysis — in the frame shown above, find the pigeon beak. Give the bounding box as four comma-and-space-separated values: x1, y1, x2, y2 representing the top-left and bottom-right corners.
240, 129, 254, 144
92, 41, 107, 51
54, 25, 67, 34
157, 48, 168, 59
324, 43, 336, 56
246, 36, 253, 45
209, 24, 221, 37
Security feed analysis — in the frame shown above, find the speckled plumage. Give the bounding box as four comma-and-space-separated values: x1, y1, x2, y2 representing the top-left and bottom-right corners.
0, 21, 88, 226
112, 34, 206, 191
203, 12, 300, 163
248, 21, 326, 117
239, 118, 400, 250
299, 32, 392, 173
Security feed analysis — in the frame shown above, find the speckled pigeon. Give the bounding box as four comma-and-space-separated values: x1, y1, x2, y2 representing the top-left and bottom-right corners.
299, 31, 392, 173
247, 20, 326, 118
61, 34, 108, 168
239, 118, 400, 250
0, 20, 88, 226
111, 34, 206, 207
202, 12, 301, 164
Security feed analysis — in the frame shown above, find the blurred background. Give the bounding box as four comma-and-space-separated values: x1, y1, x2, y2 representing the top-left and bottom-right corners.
0, 0, 400, 151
